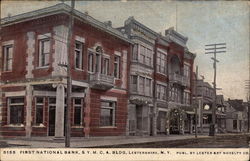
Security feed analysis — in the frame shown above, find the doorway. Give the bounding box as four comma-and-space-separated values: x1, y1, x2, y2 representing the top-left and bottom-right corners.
48, 106, 56, 136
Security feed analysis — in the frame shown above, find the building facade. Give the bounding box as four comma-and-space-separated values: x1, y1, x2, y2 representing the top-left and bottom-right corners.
0, 4, 196, 138
119, 18, 195, 136
226, 99, 248, 133
0, 4, 133, 138
194, 80, 226, 134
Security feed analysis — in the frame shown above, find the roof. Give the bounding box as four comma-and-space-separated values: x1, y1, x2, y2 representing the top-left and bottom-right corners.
165, 27, 188, 47
124, 16, 159, 39
1, 3, 133, 44
227, 99, 245, 111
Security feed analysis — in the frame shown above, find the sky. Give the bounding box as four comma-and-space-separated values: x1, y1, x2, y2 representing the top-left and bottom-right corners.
1, 0, 249, 101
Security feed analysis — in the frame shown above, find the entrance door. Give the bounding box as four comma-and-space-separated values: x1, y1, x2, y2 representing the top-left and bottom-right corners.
48, 107, 56, 136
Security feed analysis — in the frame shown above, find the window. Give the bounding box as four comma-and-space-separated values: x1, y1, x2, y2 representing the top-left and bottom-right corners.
146, 49, 152, 66
8, 97, 24, 124
139, 45, 153, 66
95, 53, 101, 73
157, 84, 167, 100
114, 56, 120, 78
132, 44, 138, 60
38, 39, 50, 67
102, 58, 109, 75
3, 45, 13, 71
88, 52, 94, 72
233, 120, 237, 130
157, 51, 167, 74
130, 75, 138, 92
74, 98, 83, 126
75, 41, 83, 70
184, 64, 190, 78
35, 97, 44, 124
133, 76, 152, 96
100, 101, 116, 126
145, 78, 151, 96
139, 76, 145, 95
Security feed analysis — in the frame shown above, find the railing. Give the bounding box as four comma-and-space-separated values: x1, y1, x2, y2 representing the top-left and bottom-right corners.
89, 72, 114, 90
169, 73, 189, 87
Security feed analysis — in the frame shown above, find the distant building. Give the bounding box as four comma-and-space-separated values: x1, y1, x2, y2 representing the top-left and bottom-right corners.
226, 99, 248, 133
194, 79, 226, 133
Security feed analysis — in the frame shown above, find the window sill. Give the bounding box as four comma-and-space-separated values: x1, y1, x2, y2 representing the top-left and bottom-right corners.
32, 124, 46, 128
156, 72, 167, 76
35, 66, 49, 69
114, 78, 121, 81
72, 126, 84, 128
2, 71, 12, 73
4, 124, 24, 127
99, 126, 117, 128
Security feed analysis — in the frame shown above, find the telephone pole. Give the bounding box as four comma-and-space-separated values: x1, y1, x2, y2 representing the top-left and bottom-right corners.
205, 43, 226, 136
194, 66, 198, 138
65, 0, 75, 147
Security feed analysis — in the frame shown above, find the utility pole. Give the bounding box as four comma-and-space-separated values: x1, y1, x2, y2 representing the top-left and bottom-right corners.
194, 66, 198, 138
65, 0, 75, 148
245, 80, 250, 133
205, 43, 226, 136
200, 75, 205, 134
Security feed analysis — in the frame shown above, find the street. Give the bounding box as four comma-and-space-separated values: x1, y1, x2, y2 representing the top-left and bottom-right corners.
0, 133, 249, 148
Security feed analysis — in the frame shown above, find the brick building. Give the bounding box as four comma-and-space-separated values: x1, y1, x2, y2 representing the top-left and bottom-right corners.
0, 4, 133, 138
0, 4, 196, 138
119, 18, 195, 136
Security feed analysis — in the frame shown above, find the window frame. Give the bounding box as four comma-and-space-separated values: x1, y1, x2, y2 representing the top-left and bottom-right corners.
3, 44, 14, 72
100, 100, 116, 127
7, 97, 25, 125
74, 41, 84, 70
73, 98, 83, 126
114, 55, 120, 79
38, 38, 50, 68
35, 97, 45, 125
157, 51, 167, 75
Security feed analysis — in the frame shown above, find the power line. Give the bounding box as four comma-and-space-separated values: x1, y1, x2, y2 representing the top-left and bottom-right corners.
205, 43, 226, 136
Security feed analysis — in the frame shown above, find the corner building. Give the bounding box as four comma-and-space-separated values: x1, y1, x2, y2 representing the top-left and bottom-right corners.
0, 4, 133, 138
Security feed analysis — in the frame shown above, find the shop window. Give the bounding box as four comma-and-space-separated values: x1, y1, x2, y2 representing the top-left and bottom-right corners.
74, 98, 83, 126
8, 97, 24, 125
35, 97, 44, 124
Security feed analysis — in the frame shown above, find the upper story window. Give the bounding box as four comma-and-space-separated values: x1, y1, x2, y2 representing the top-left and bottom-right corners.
114, 55, 120, 79
157, 84, 167, 101
3, 44, 13, 71
38, 38, 50, 67
139, 45, 153, 67
102, 57, 110, 75
75, 41, 84, 70
184, 64, 190, 78
131, 75, 152, 96
157, 51, 167, 74
132, 45, 138, 60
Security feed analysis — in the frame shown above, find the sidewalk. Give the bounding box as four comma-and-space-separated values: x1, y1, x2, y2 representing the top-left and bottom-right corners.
0, 133, 248, 148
